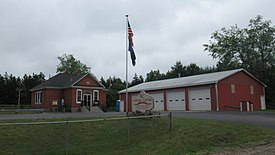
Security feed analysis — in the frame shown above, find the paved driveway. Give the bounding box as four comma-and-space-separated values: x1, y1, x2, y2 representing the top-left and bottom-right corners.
171, 111, 275, 130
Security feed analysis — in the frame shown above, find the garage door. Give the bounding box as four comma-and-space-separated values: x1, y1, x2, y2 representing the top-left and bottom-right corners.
149, 92, 164, 111
167, 90, 185, 110
189, 88, 211, 110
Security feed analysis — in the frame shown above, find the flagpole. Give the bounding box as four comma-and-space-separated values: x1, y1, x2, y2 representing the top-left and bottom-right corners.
125, 14, 129, 117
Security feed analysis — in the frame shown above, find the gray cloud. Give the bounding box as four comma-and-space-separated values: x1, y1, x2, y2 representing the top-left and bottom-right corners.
0, 0, 274, 81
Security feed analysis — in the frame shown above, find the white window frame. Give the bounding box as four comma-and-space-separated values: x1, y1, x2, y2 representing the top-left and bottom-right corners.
93, 90, 99, 102
76, 89, 82, 104
35, 91, 42, 104
231, 84, 235, 93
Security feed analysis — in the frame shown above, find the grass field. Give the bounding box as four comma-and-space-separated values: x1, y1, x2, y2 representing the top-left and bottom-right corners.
0, 116, 274, 155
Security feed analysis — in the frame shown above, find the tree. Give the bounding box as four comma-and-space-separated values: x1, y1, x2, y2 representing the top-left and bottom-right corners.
0, 72, 46, 105
166, 61, 203, 78
145, 70, 166, 82
21, 72, 45, 105
166, 61, 186, 78
204, 15, 275, 106
100, 76, 126, 107
185, 63, 202, 76
130, 73, 144, 87
56, 54, 91, 74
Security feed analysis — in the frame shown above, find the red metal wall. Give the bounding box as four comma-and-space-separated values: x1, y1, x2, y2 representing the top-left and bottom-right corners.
218, 71, 264, 111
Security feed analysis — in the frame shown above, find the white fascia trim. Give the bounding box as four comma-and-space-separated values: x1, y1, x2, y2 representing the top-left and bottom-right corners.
72, 86, 104, 89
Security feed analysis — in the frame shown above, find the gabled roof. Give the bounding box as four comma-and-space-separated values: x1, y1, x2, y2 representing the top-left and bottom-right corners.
30, 73, 104, 91
119, 68, 265, 93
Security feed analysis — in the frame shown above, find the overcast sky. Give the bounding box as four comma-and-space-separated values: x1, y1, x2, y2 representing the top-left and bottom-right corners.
0, 0, 274, 81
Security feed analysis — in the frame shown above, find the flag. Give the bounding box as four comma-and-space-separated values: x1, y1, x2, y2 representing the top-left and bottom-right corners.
128, 20, 136, 66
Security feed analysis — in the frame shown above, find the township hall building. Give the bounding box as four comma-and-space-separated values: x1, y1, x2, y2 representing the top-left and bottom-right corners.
30, 73, 106, 112
119, 69, 267, 112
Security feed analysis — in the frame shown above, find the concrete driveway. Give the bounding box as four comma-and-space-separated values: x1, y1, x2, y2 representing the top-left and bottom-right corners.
171, 111, 275, 130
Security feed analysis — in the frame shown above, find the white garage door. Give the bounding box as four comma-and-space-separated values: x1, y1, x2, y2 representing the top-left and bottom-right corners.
189, 88, 211, 111
167, 90, 185, 110
149, 92, 164, 111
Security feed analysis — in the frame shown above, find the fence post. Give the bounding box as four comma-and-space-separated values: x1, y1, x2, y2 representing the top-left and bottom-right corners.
127, 117, 130, 144
66, 121, 69, 155
169, 112, 172, 131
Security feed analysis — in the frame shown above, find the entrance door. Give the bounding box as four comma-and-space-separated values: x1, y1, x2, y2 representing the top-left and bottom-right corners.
84, 94, 91, 107
260, 96, 266, 110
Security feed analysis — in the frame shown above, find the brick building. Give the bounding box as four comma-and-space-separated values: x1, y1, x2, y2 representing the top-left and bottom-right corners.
30, 73, 106, 112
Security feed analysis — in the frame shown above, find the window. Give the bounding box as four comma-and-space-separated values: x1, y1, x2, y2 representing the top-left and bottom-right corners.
35, 91, 42, 104
250, 86, 254, 94
231, 84, 235, 93
76, 89, 82, 104
93, 90, 99, 102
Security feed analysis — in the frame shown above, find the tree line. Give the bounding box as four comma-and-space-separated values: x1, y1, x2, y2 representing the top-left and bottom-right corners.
0, 72, 45, 105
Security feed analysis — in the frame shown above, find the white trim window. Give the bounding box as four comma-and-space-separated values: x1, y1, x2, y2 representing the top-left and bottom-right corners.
76, 89, 82, 104
250, 86, 254, 94
35, 91, 42, 104
93, 90, 99, 102
231, 84, 236, 93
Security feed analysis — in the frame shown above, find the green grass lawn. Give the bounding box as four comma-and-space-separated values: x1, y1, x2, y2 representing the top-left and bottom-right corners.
0, 117, 274, 155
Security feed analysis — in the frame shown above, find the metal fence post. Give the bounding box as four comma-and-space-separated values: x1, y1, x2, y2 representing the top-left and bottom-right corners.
169, 112, 172, 131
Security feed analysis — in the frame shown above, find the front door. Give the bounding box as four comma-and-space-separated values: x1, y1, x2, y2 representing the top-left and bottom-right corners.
84, 94, 91, 107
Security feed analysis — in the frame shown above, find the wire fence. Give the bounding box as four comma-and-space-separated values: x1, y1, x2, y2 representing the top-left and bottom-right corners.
0, 113, 172, 155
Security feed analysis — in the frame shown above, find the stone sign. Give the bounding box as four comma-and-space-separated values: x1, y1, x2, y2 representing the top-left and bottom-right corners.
132, 91, 154, 113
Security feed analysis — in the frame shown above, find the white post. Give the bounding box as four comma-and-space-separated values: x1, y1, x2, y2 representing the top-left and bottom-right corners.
240, 101, 242, 111
215, 83, 219, 111
125, 15, 129, 116
247, 101, 250, 112
251, 103, 254, 112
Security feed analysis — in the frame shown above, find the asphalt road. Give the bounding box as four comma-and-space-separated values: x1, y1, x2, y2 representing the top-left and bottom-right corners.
171, 111, 275, 130
0, 111, 274, 129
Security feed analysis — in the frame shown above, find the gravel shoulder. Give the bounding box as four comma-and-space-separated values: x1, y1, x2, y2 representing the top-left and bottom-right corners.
212, 141, 275, 155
